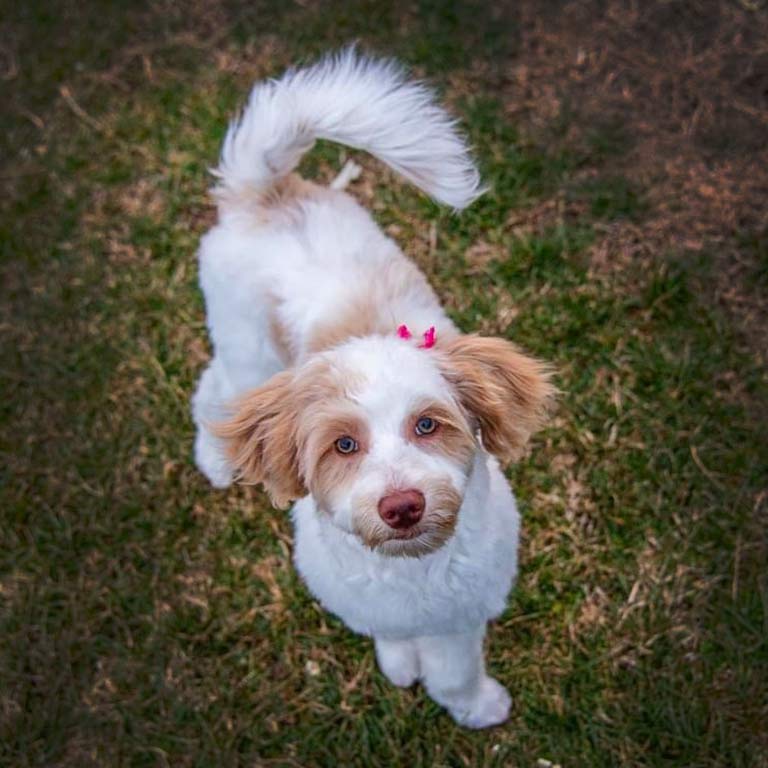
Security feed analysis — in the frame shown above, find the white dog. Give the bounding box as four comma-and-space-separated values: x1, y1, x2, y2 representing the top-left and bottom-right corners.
192, 50, 554, 729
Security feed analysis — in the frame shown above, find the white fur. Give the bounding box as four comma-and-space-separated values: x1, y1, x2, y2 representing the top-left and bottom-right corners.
292, 450, 519, 635
215, 47, 483, 210
193, 51, 519, 728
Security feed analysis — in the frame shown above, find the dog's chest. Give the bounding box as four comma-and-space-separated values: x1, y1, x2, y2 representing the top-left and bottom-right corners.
291, 476, 519, 639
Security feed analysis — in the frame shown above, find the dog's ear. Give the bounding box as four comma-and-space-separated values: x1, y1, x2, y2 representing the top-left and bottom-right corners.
213, 371, 306, 508
437, 334, 556, 463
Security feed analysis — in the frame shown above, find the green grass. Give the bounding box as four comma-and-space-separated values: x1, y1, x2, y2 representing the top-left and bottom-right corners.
571, 175, 647, 221
2, 2, 767, 766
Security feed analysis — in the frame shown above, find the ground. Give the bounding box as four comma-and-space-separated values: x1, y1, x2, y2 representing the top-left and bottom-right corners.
1, 1, 767, 766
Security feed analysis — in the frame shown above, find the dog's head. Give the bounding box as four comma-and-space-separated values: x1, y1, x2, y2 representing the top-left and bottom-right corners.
215, 334, 554, 557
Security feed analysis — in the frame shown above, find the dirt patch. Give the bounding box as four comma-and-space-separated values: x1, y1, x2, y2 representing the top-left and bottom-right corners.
502, 0, 768, 355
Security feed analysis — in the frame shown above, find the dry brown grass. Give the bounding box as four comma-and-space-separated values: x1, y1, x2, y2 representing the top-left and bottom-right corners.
500, 0, 768, 353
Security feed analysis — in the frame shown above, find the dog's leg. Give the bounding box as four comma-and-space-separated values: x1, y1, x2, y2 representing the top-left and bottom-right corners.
192, 361, 235, 488
374, 637, 419, 688
415, 625, 511, 729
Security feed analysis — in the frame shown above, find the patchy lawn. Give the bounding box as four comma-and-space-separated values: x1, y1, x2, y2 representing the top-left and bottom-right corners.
2, 1, 766, 766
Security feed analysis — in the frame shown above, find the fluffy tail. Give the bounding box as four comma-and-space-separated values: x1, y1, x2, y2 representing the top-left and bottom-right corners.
214, 48, 484, 210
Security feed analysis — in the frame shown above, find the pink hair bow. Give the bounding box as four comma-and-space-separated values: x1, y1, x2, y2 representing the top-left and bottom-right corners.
397, 324, 437, 349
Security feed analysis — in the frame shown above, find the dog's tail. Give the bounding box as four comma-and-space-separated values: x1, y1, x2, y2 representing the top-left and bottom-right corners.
214, 48, 484, 210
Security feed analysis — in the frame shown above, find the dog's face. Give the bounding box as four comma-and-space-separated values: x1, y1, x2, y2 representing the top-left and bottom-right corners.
216, 334, 553, 557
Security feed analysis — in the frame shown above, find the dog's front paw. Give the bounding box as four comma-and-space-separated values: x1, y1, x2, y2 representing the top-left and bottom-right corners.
375, 638, 419, 688
450, 676, 511, 729
194, 431, 233, 489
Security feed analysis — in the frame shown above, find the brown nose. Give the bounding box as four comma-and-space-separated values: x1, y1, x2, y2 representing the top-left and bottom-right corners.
378, 489, 425, 529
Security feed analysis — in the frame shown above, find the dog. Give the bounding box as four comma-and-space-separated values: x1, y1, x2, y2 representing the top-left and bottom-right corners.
192, 49, 555, 728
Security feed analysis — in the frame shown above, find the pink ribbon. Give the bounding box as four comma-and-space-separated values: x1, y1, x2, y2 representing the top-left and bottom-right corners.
397, 324, 436, 349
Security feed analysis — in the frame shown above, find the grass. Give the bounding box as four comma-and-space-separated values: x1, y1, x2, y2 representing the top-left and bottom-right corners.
2, 1, 767, 766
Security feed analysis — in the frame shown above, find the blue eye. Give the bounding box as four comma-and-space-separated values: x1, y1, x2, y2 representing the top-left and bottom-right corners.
335, 436, 358, 454
415, 416, 437, 436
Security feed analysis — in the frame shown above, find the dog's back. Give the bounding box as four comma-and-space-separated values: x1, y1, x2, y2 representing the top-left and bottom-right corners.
193, 49, 485, 484
196, 49, 485, 387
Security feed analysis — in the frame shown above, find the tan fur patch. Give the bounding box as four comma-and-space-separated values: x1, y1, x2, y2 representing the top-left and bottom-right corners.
257, 174, 320, 210
299, 407, 370, 509
437, 334, 557, 463
213, 357, 362, 508
213, 370, 305, 508
306, 258, 445, 353
215, 173, 322, 223
266, 294, 295, 367
405, 398, 476, 467
306, 298, 386, 354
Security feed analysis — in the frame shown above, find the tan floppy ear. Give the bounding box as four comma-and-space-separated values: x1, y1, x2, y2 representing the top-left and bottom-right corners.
213, 371, 307, 508
437, 334, 556, 463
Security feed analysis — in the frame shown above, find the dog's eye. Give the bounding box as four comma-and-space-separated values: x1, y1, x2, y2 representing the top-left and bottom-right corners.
335, 436, 359, 454
415, 416, 437, 436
